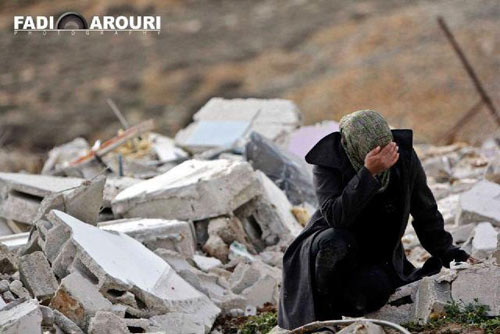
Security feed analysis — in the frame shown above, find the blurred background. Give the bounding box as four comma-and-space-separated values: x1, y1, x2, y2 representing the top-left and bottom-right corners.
1, 0, 499, 163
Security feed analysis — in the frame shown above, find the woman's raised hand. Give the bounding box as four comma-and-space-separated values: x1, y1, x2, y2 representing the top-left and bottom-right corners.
364, 142, 399, 176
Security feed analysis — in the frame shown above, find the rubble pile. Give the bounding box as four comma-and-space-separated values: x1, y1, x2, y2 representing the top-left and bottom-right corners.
0, 98, 499, 333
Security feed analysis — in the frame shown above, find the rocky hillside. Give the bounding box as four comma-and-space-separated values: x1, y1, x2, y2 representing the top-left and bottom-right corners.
0, 0, 499, 154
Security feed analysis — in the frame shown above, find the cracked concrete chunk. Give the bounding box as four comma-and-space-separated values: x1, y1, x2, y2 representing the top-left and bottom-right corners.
457, 180, 500, 226
35, 175, 105, 225
175, 97, 301, 154
112, 159, 261, 221
99, 218, 196, 257
471, 222, 498, 258
451, 266, 499, 316
244, 171, 303, 245
0, 173, 85, 225
414, 276, 452, 324
19, 251, 58, 302
50, 272, 112, 329
88, 311, 129, 334
0, 298, 43, 334
47, 210, 220, 329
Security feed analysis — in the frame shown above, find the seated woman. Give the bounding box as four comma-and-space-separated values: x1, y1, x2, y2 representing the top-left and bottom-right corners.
278, 110, 472, 330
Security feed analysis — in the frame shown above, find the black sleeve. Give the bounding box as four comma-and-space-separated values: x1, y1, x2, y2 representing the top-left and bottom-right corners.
314, 165, 381, 228
409, 149, 458, 259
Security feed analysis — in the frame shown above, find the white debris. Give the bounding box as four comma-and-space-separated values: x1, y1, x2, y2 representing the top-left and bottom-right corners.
99, 218, 196, 257
457, 180, 500, 226
471, 222, 498, 258
0, 299, 43, 334
175, 98, 301, 154
112, 159, 261, 221
193, 255, 222, 272
47, 210, 220, 329
0, 173, 85, 225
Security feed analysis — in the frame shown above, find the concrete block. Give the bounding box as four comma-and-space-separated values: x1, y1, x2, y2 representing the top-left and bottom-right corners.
47, 210, 220, 329
0, 298, 43, 334
0, 172, 85, 225
457, 180, 500, 226
112, 159, 261, 221
0, 280, 9, 293
449, 223, 475, 244
451, 266, 499, 316
98, 218, 196, 258
102, 177, 141, 210
0, 232, 29, 251
19, 251, 58, 302
437, 194, 459, 225
175, 97, 301, 154
413, 276, 452, 324
471, 222, 498, 258
88, 311, 129, 334
203, 235, 229, 263
35, 175, 105, 225
50, 272, 112, 329
337, 321, 386, 334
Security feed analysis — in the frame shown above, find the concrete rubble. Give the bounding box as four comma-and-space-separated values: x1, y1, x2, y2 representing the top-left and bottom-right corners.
0, 105, 499, 333
112, 159, 262, 221
175, 97, 302, 154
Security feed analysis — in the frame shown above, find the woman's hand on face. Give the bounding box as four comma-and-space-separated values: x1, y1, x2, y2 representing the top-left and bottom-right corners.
364, 142, 399, 176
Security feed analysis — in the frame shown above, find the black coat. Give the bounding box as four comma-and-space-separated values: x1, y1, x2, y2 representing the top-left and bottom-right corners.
278, 129, 458, 330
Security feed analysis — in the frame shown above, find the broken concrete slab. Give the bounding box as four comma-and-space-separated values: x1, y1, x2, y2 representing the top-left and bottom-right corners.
0, 298, 43, 334
456, 180, 500, 226
451, 265, 499, 316
112, 159, 261, 221
245, 132, 316, 206
0, 173, 85, 225
154, 249, 246, 314
49, 271, 113, 329
88, 311, 129, 334
98, 218, 196, 258
413, 276, 452, 324
175, 97, 301, 154
34, 175, 106, 226
19, 251, 58, 302
102, 176, 141, 210
47, 210, 220, 329
437, 194, 459, 226
237, 171, 303, 246
471, 222, 498, 258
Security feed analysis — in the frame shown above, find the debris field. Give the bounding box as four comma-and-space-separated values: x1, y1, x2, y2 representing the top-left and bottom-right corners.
0, 98, 498, 334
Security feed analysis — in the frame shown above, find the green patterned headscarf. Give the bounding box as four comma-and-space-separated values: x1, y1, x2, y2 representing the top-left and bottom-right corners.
339, 110, 393, 192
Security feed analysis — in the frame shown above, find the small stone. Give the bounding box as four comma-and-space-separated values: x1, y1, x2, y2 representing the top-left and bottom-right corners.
0, 280, 9, 293
193, 255, 222, 272
9, 280, 30, 299
19, 251, 58, 302
88, 312, 129, 334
